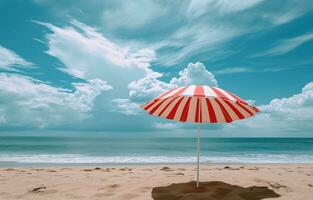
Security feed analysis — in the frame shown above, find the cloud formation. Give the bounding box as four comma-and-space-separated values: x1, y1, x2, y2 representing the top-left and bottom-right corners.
0, 73, 111, 129
229, 82, 313, 135
36, 20, 155, 95
151, 0, 313, 66
170, 62, 218, 86
187, 0, 264, 18
128, 70, 174, 102
254, 32, 313, 57
128, 62, 217, 104
0, 0, 312, 137
0, 45, 32, 70
102, 0, 167, 30
112, 98, 141, 115
262, 1, 313, 25
213, 67, 252, 74
125, 62, 217, 116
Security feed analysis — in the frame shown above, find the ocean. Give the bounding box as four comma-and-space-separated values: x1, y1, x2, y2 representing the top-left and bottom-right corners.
0, 136, 312, 166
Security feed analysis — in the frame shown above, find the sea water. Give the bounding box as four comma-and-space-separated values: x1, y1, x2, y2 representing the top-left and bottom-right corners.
0, 136, 312, 166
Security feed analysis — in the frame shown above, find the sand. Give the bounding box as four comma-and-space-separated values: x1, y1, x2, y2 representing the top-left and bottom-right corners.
0, 164, 312, 200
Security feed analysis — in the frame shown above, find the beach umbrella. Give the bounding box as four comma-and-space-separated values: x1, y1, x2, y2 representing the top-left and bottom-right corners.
142, 85, 259, 187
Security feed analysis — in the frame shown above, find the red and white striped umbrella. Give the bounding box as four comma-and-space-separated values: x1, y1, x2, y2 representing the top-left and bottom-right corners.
142, 85, 259, 188
142, 85, 259, 123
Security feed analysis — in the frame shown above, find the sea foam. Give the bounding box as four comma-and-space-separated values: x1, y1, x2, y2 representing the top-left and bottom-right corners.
0, 153, 312, 164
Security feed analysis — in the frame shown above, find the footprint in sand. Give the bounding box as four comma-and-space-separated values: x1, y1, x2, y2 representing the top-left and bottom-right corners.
82, 169, 93, 172
119, 167, 132, 171
109, 184, 120, 189
160, 167, 173, 171
254, 178, 289, 191
28, 188, 58, 196
34, 169, 45, 171
3, 168, 15, 172
224, 166, 240, 170
29, 186, 47, 193
267, 182, 288, 190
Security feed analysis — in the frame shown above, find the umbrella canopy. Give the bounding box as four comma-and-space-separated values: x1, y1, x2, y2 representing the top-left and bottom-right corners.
143, 85, 259, 123
142, 85, 259, 188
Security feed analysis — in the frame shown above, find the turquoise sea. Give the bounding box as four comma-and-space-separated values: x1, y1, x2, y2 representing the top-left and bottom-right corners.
0, 136, 312, 166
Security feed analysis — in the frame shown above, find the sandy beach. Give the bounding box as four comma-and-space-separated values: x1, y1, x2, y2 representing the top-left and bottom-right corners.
0, 164, 312, 200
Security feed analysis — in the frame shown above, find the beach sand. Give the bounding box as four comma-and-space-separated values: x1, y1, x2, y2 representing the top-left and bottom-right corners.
0, 164, 312, 199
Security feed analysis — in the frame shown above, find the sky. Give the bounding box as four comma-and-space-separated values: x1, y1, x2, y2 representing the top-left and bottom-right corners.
0, 0, 313, 137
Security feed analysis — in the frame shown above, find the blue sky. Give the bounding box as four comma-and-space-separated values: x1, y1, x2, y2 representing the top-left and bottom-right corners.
0, 0, 313, 137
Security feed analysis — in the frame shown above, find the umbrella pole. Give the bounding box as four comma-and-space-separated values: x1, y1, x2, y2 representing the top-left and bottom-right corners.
196, 123, 200, 188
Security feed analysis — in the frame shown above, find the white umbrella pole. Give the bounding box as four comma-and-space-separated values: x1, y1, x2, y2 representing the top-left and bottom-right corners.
196, 123, 200, 188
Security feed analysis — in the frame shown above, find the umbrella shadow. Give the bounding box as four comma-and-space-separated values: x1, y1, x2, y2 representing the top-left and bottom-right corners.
151, 181, 281, 200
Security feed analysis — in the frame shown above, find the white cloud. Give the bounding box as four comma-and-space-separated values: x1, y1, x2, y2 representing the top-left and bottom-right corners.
213, 67, 252, 74
229, 82, 313, 133
187, 0, 264, 19
32, 1, 313, 68
128, 70, 174, 102
261, 82, 313, 117
126, 62, 218, 115
214, 0, 264, 13
34, 19, 177, 127
270, 10, 304, 25
0, 73, 111, 128
254, 32, 313, 57
36, 20, 155, 95
71, 78, 113, 111
246, 99, 256, 105
154, 23, 243, 66
151, 0, 313, 66
127, 61, 218, 110
102, 0, 167, 30
262, 1, 313, 25
45, 19, 155, 70
36, 20, 221, 124
128, 62, 217, 104
112, 98, 141, 115
128, 76, 313, 134
170, 62, 217, 86
0, 45, 32, 70
154, 122, 180, 130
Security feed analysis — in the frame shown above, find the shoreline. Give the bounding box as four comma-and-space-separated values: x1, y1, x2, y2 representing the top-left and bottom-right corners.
1, 162, 313, 166
1, 162, 313, 168
0, 164, 312, 199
